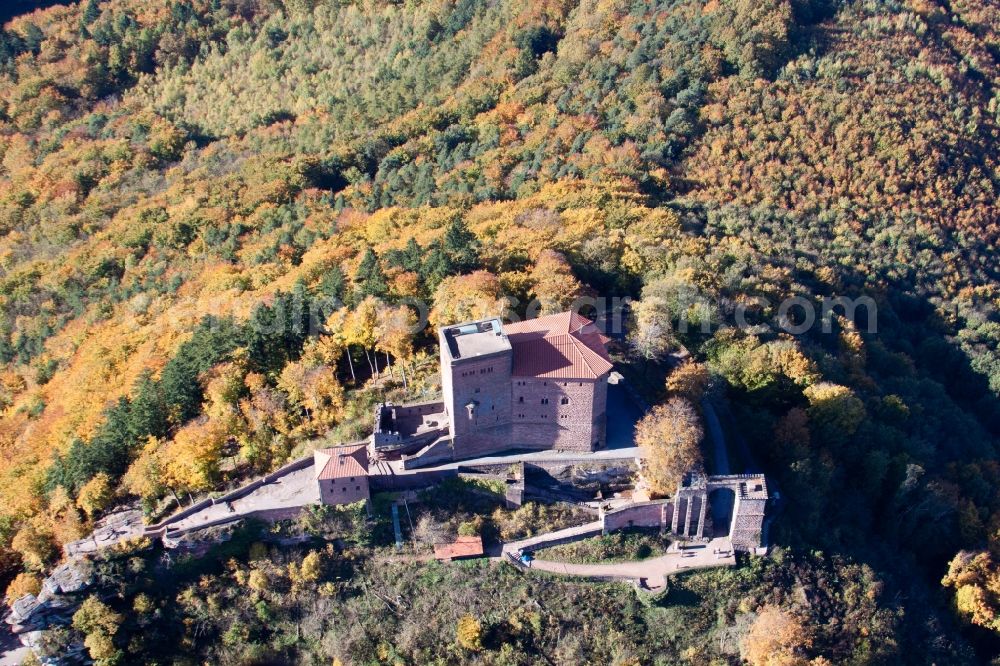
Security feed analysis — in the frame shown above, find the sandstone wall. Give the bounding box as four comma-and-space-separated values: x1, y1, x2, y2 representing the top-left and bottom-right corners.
601, 501, 671, 533
510, 378, 601, 451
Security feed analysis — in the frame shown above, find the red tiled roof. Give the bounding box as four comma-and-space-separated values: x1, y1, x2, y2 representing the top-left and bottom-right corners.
503, 311, 613, 379
433, 535, 484, 560
314, 444, 368, 481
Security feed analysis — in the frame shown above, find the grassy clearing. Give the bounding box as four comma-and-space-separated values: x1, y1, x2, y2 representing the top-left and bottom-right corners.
536, 528, 672, 563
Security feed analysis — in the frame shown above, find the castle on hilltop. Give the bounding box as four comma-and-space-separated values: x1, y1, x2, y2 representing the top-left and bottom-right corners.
372, 311, 613, 464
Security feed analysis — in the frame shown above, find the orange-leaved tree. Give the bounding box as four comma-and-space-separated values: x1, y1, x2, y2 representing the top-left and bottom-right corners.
634, 397, 704, 496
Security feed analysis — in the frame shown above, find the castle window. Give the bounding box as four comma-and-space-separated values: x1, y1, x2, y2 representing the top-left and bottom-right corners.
356, 486, 361, 491
519, 396, 524, 403
474, 388, 480, 393
560, 397, 569, 405
541, 398, 549, 405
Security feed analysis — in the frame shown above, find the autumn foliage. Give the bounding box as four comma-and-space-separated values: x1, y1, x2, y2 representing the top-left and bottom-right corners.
0, 0, 995, 659
635, 398, 704, 497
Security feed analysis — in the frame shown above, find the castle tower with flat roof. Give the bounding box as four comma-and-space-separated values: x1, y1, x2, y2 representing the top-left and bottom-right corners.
439, 318, 515, 457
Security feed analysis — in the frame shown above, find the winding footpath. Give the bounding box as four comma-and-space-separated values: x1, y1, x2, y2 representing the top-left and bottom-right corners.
525, 538, 736, 592
500, 534, 736, 593
500, 526, 736, 593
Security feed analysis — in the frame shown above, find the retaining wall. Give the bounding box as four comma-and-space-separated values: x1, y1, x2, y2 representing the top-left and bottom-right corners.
147, 456, 315, 532
401, 437, 456, 469
601, 501, 672, 533
369, 468, 458, 491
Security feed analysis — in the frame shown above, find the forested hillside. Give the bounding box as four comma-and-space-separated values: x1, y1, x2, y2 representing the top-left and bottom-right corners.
1, 0, 999, 662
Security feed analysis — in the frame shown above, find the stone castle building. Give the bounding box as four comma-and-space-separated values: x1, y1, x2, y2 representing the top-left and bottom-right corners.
671, 473, 768, 552
373, 311, 613, 462
314, 444, 370, 505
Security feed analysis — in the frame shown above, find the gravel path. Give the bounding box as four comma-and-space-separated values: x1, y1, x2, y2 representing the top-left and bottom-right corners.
523, 537, 735, 592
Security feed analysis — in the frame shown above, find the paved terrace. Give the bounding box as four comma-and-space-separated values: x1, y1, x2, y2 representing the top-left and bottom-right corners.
160, 464, 319, 533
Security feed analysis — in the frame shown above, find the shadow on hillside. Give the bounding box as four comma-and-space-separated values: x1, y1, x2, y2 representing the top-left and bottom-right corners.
711, 255, 1000, 660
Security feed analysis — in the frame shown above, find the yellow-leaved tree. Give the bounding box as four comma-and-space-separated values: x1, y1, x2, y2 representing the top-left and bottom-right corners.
73, 595, 123, 664
666, 361, 711, 402
429, 271, 506, 327
627, 297, 673, 361
124, 437, 172, 506
634, 397, 704, 496
162, 419, 227, 496
456, 614, 483, 652
278, 360, 345, 436
942, 550, 1000, 632
343, 296, 382, 378
376, 302, 417, 389
76, 472, 114, 520
803, 382, 865, 445
529, 249, 586, 315
741, 605, 813, 666
5, 572, 41, 600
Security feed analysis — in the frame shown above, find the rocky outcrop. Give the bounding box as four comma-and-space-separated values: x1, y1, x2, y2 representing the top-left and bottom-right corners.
4, 560, 93, 664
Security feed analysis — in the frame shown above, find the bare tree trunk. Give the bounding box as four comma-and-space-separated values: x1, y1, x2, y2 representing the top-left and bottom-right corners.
373, 349, 380, 377
345, 348, 356, 383
385, 352, 393, 379
364, 348, 376, 377
400, 362, 408, 391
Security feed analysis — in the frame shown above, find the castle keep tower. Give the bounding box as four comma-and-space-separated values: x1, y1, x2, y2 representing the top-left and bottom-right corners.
504, 312, 612, 452
439, 318, 514, 457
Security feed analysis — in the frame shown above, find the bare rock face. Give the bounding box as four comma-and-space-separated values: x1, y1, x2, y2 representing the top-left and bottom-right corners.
4, 590, 75, 635
20, 628, 87, 664
6, 594, 40, 626
62, 508, 145, 558
42, 561, 93, 596
4, 557, 94, 666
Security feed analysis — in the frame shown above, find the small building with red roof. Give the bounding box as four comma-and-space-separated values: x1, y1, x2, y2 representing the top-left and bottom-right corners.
314, 444, 370, 506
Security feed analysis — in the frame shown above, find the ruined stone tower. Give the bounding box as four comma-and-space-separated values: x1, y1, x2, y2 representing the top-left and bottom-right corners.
671, 473, 769, 552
